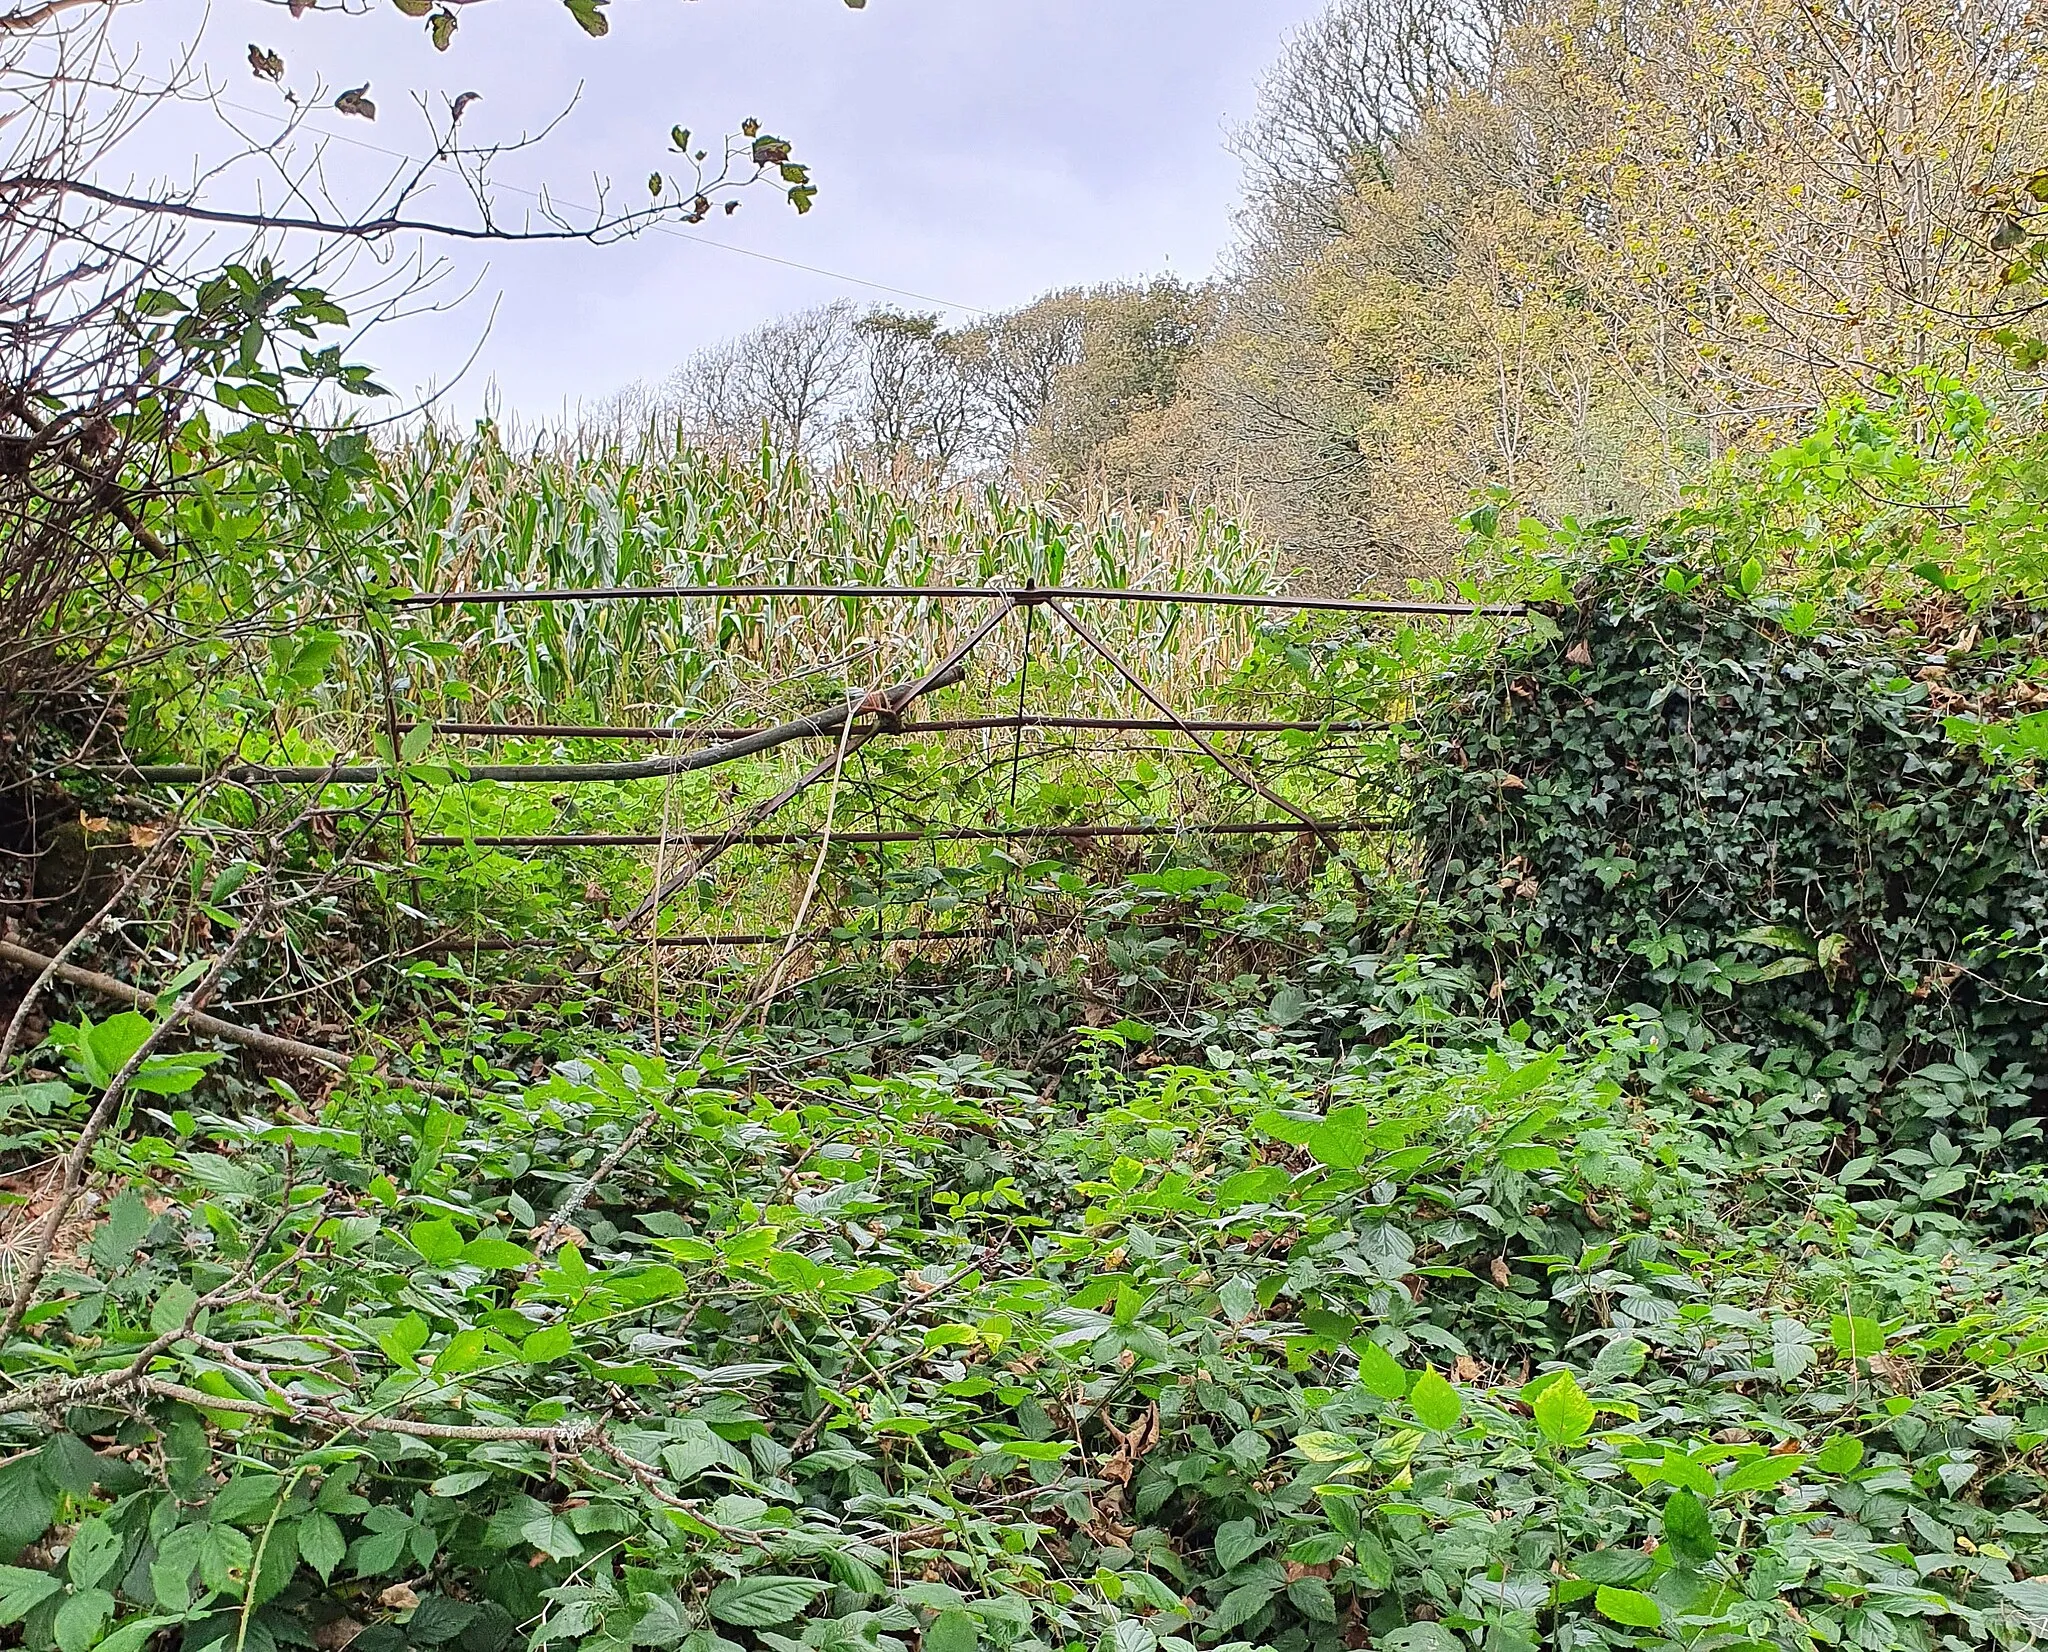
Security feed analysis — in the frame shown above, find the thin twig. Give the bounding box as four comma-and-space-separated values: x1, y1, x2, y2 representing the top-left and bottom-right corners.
0, 882, 277, 1341
0, 807, 195, 1071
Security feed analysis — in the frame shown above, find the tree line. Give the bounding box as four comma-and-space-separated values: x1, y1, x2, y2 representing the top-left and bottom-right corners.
602, 0, 2046, 590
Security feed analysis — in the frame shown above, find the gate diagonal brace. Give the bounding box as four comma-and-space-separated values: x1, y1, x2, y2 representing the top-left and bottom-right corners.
625, 597, 1016, 932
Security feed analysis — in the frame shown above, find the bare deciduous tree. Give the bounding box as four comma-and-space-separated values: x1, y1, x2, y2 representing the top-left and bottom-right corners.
1229, 0, 1515, 238
0, 0, 826, 756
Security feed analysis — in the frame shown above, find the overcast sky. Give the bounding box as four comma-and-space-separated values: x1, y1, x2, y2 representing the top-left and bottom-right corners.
113, 0, 1323, 420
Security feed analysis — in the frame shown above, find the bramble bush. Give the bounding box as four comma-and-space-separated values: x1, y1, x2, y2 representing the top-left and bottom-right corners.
10, 869, 2048, 1652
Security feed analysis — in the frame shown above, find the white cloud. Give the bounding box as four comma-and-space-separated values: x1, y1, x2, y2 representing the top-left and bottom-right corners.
105, 0, 1323, 417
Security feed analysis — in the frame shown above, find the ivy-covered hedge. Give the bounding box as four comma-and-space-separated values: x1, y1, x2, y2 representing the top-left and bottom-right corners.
1414, 565, 2048, 1173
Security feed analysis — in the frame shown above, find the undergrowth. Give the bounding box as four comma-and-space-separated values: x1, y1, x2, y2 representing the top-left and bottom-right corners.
10, 870, 2048, 1652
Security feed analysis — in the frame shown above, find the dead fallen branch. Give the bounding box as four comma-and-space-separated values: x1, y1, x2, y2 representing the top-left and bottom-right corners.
0, 938, 351, 1071
80, 663, 969, 787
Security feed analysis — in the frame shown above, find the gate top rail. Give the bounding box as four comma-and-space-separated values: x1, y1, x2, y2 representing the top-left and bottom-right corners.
388, 581, 1525, 617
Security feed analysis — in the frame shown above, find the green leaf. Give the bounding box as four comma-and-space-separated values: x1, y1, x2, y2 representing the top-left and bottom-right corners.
518, 1512, 582, 1561
1217, 1274, 1258, 1324
1293, 1432, 1359, 1463
1661, 1491, 1716, 1565
1997, 1579, 2048, 1619
1573, 1547, 1653, 1585
922, 1610, 978, 1652
997, 1440, 1070, 1461
0, 1462, 54, 1564
1287, 1575, 1338, 1622
1214, 1517, 1269, 1571
66, 1517, 123, 1589
96, 1616, 184, 1652
1493, 1048, 1563, 1101
1096, 1624, 1154, 1652
213, 1473, 285, 1526
377, 1312, 431, 1369
1830, 1314, 1885, 1358
1214, 1165, 1290, 1206
298, 1511, 345, 1583
1815, 1436, 1864, 1475
0, 1566, 65, 1626
1211, 1577, 1279, 1632
705, 1576, 824, 1627
432, 1329, 490, 1376
1408, 1367, 1461, 1432
1305, 1106, 1370, 1171
1531, 1370, 1594, 1447
460, 1237, 535, 1270
81, 1013, 154, 1086
562, 0, 608, 36
87, 1190, 152, 1269
409, 1219, 464, 1266
405, 1593, 477, 1646
1595, 1585, 1662, 1628
193, 1523, 252, 1595
1730, 924, 1814, 954
39, 1434, 101, 1497
1355, 1338, 1410, 1400
147, 1281, 199, 1340
1720, 1453, 1807, 1496
1379, 1627, 1460, 1652
522, 1324, 574, 1363
54, 1587, 115, 1652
